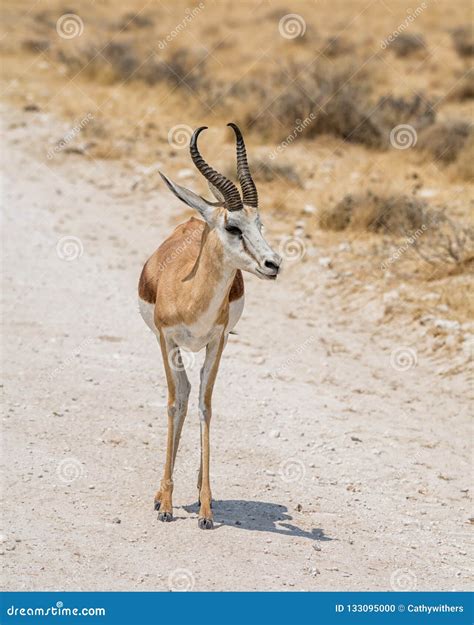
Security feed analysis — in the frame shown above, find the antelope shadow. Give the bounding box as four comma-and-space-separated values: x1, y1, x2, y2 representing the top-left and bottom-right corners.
182, 499, 333, 542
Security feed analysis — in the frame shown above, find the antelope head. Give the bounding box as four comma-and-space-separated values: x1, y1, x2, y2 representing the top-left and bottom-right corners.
160, 123, 282, 280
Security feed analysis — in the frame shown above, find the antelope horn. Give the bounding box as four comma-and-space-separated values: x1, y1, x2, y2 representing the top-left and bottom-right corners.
227, 122, 258, 208
190, 126, 243, 212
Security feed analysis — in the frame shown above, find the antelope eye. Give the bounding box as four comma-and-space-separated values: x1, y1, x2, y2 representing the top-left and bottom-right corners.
225, 225, 242, 237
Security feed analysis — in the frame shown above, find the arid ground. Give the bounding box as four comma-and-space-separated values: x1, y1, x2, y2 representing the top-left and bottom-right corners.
1, 0, 473, 592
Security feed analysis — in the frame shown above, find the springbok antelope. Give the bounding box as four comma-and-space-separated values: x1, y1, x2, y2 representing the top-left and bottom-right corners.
138, 123, 281, 529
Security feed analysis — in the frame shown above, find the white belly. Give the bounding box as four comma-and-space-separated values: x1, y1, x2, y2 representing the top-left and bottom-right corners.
138, 298, 158, 335
139, 295, 244, 352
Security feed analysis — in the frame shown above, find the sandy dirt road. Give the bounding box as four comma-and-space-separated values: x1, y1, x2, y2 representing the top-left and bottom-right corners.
1, 105, 472, 592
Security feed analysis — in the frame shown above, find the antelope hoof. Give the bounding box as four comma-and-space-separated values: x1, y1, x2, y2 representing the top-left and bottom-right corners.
198, 517, 214, 530
154, 491, 162, 510
158, 511, 173, 522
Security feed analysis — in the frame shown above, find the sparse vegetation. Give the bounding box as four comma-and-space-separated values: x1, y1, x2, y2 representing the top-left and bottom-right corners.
250, 158, 303, 187
451, 26, 474, 58
318, 192, 430, 234
387, 33, 426, 57
411, 214, 474, 276
2, 0, 473, 320
417, 120, 472, 164
450, 69, 474, 101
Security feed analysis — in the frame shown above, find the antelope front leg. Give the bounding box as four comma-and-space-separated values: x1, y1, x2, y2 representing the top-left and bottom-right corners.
197, 333, 225, 530
155, 332, 190, 522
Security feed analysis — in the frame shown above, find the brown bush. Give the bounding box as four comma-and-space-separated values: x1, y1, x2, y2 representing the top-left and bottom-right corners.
417, 120, 472, 164
22, 38, 50, 53
55, 41, 208, 90
323, 36, 355, 58
101, 42, 140, 79
387, 33, 426, 57
318, 192, 430, 234
246, 61, 435, 148
246, 61, 381, 146
450, 132, 474, 181
451, 26, 474, 58
450, 69, 474, 101
250, 158, 303, 186
411, 214, 474, 276
118, 13, 154, 30
375, 94, 435, 134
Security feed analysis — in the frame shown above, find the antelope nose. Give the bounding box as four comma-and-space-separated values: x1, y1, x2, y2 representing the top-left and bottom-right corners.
264, 258, 281, 274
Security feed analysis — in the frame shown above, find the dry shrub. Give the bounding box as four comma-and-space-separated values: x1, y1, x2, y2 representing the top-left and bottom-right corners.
223, 157, 302, 187
411, 214, 474, 277
246, 61, 379, 145
318, 192, 430, 234
159, 47, 208, 89
417, 120, 472, 164
56, 41, 139, 82
246, 61, 435, 148
450, 69, 474, 101
22, 38, 49, 53
250, 158, 302, 186
387, 33, 426, 57
118, 13, 154, 30
100, 42, 140, 80
56, 41, 208, 89
319, 193, 474, 277
374, 94, 435, 133
323, 36, 354, 58
451, 26, 474, 58
451, 132, 474, 182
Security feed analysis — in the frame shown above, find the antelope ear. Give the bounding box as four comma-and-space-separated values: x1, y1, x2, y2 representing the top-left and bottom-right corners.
159, 172, 217, 223
207, 181, 226, 205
